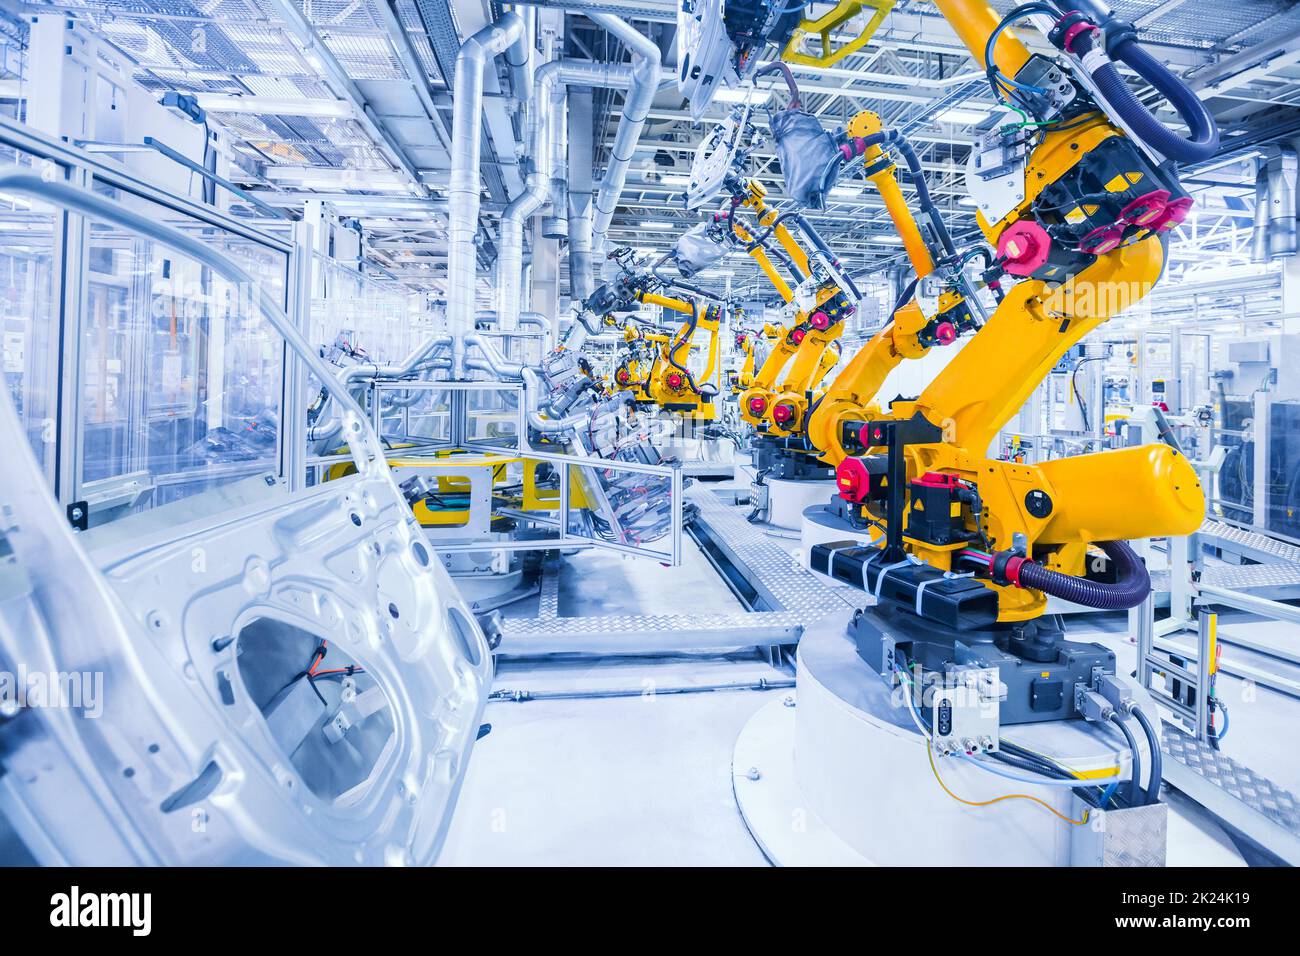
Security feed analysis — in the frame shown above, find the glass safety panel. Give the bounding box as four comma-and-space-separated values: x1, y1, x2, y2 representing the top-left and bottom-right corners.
561, 456, 680, 563
1, 148, 61, 484
371, 383, 525, 452
79, 181, 288, 521
303, 256, 439, 471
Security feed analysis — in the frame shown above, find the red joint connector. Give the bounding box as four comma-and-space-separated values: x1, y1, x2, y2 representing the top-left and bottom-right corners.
1062, 18, 1099, 53
835, 457, 872, 504
1153, 196, 1194, 231
1079, 224, 1124, 255
1120, 189, 1171, 228
1004, 555, 1026, 588
859, 422, 886, 447
996, 221, 1052, 276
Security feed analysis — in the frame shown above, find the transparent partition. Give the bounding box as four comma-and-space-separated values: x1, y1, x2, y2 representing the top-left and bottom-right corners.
561, 455, 683, 563
303, 256, 441, 477
465, 440, 685, 564
309, 254, 431, 361
371, 381, 524, 451
77, 181, 289, 519
1, 148, 61, 484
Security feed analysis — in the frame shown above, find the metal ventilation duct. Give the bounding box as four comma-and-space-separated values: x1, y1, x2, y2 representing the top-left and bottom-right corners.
1252, 146, 1298, 262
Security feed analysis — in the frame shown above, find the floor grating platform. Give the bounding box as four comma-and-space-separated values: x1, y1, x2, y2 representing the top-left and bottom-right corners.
1162, 722, 1300, 864
497, 486, 861, 653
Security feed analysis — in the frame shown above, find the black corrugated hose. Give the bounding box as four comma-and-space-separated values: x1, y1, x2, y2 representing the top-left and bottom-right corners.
1014, 540, 1151, 610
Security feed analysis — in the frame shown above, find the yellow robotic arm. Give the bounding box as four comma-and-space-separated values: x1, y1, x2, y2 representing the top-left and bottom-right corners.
729, 178, 856, 433
615, 293, 723, 419
823, 0, 1214, 629
805, 107, 970, 464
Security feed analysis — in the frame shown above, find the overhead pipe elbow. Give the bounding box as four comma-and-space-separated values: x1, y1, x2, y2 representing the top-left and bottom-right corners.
496, 59, 561, 332
506, 7, 535, 120
496, 58, 635, 334
518, 312, 552, 335
447, 12, 526, 378
588, 14, 660, 257
1252, 145, 1298, 263
464, 332, 529, 381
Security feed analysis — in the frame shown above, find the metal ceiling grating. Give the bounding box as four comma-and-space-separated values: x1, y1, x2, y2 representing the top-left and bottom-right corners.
319, 30, 405, 79
394, 0, 441, 84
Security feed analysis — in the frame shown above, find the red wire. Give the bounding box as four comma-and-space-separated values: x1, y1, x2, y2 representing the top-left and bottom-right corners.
308, 641, 328, 676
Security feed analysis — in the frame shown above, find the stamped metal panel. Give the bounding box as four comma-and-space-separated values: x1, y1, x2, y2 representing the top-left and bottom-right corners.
0, 174, 491, 865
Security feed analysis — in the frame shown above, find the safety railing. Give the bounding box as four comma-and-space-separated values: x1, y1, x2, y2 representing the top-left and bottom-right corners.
475, 440, 685, 565
353, 379, 684, 565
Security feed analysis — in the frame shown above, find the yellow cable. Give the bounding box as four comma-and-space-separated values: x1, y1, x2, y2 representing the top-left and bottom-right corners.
926, 744, 1090, 827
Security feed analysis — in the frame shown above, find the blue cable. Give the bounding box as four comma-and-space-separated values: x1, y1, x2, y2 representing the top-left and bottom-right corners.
985, 5, 1057, 97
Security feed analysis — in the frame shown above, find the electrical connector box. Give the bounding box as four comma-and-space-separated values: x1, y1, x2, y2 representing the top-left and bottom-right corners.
1096, 674, 1134, 714
929, 666, 1001, 755
1076, 688, 1115, 723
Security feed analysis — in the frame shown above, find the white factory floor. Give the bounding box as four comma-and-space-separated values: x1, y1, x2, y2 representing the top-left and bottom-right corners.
441, 460, 1300, 867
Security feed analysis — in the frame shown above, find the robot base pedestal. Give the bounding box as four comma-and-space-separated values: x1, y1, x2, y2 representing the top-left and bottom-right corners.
733, 615, 1160, 866
800, 502, 864, 576
764, 479, 836, 531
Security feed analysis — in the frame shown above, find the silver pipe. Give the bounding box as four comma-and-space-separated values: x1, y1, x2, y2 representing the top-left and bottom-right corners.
518, 311, 552, 335
465, 332, 528, 380
1252, 162, 1269, 263
506, 7, 535, 119
447, 12, 526, 378
495, 60, 633, 333
488, 677, 795, 701
308, 335, 452, 442
587, 14, 660, 257
463, 332, 630, 436
1254, 146, 1298, 262
567, 86, 596, 305
495, 63, 558, 332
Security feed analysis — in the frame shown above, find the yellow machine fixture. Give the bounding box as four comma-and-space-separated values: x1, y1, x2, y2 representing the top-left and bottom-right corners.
328, 450, 595, 530
729, 322, 782, 395
783, 0, 897, 69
